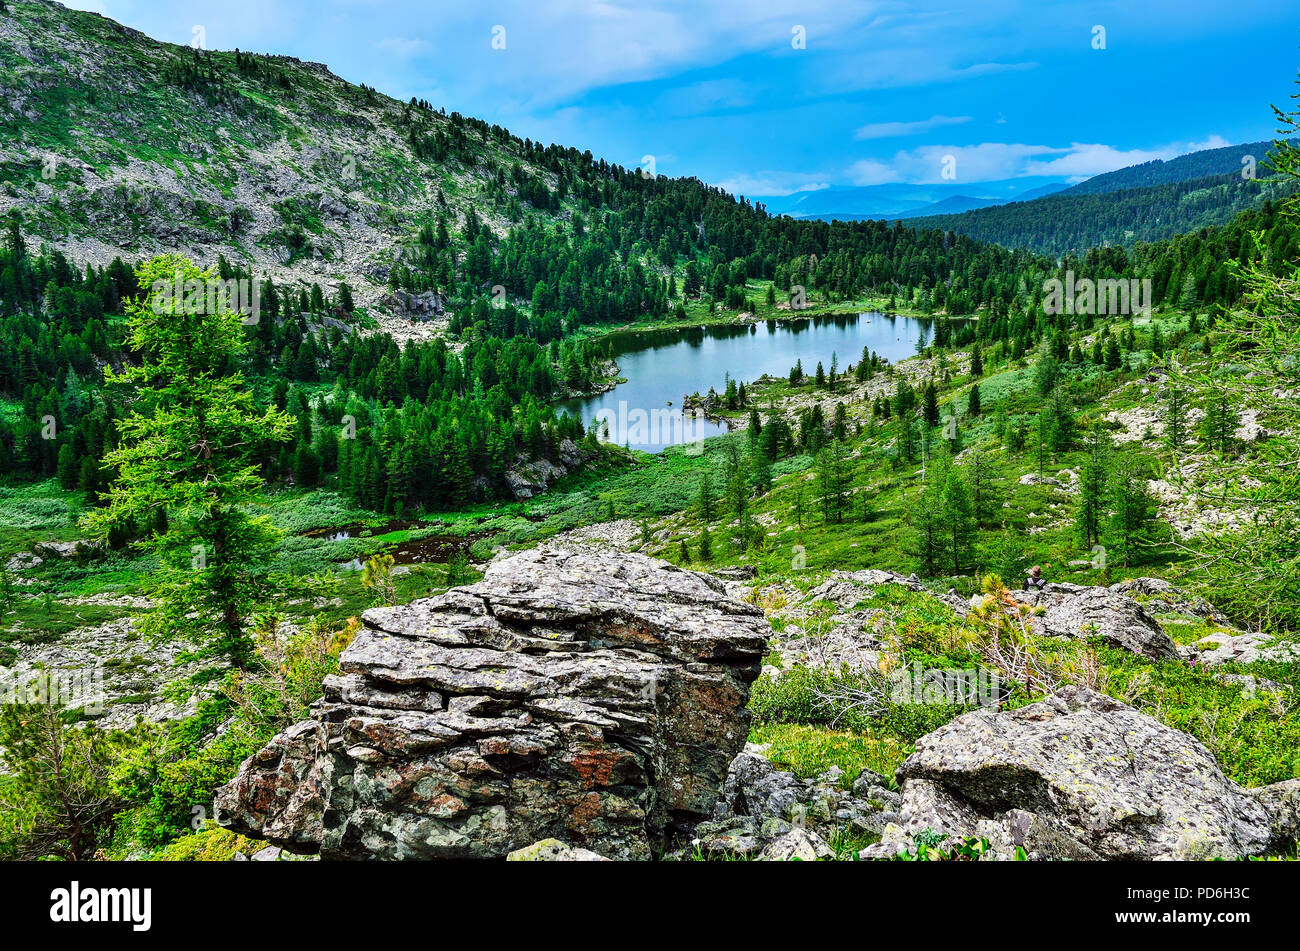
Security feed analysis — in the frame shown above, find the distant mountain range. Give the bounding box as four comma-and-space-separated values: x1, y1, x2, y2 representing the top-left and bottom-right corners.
764, 178, 1069, 221
768, 139, 1297, 253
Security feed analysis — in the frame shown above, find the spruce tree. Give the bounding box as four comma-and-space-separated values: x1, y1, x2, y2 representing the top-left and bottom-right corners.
1074, 429, 1108, 549
815, 442, 851, 524
696, 471, 714, 522
1199, 388, 1234, 454
1104, 454, 1157, 568
697, 525, 713, 562
1163, 385, 1189, 453
922, 381, 940, 426
911, 471, 946, 576
940, 468, 976, 575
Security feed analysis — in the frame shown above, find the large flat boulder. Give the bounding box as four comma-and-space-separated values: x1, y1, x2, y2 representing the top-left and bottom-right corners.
864, 686, 1278, 860
1012, 583, 1180, 660
215, 547, 769, 859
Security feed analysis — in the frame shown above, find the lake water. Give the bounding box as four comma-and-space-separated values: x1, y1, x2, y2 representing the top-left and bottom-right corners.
557, 312, 933, 452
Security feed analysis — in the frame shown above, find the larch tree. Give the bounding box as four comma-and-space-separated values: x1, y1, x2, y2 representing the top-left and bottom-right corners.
1170, 104, 1300, 630
83, 255, 294, 672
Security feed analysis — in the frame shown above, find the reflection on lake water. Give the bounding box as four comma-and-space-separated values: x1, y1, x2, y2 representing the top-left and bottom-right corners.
557, 312, 934, 452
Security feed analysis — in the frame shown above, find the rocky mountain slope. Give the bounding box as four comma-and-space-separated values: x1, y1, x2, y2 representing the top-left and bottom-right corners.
0, 0, 565, 340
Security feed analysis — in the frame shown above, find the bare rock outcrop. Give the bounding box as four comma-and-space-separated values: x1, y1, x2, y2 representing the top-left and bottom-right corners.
215, 547, 769, 859
1185, 629, 1300, 666
1108, 577, 1216, 618
503, 439, 594, 500
1011, 583, 1180, 660
863, 686, 1281, 860
682, 744, 895, 859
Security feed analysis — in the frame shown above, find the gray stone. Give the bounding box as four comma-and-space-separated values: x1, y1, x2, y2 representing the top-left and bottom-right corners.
1109, 577, 1216, 618
1186, 630, 1300, 666
873, 686, 1274, 860
1247, 779, 1300, 853
506, 838, 610, 861
216, 547, 768, 860
758, 828, 834, 861
1012, 584, 1179, 660
707, 745, 890, 851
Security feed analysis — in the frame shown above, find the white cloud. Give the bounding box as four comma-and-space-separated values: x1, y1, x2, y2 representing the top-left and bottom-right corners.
469, 0, 884, 108
656, 79, 755, 116
847, 159, 902, 185
854, 114, 971, 140
1022, 136, 1232, 180
849, 136, 1234, 185
713, 173, 830, 197
377, 37, 430, 58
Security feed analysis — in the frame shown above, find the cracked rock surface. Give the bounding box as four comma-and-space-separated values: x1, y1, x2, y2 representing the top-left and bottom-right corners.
216, 547, 768, 859
863, 686, 1280, 860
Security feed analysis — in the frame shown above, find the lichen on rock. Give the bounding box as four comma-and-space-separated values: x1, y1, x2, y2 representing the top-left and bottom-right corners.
215, 547, 769, 859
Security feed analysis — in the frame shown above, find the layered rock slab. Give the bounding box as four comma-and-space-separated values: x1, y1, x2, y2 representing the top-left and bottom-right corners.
216, 547, 769, 859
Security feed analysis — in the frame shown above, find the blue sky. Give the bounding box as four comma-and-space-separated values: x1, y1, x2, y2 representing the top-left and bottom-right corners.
67, 0, 1300, 199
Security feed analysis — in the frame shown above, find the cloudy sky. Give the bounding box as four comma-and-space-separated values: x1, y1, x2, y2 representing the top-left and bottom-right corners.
66, 0, 1300, 198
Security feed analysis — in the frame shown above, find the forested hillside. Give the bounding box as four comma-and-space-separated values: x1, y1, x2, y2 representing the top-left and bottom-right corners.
905, 138, 1299, 253
1062, 139, 1279, 195
908, 171, 1298, 254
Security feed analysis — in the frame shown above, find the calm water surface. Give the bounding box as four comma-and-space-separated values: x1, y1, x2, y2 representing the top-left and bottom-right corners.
558, 312, 933, 452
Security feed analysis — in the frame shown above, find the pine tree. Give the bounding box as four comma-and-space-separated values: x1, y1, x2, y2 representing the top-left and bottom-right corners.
56, 443, 78, 490
898, 410, 917, 463
0, 696, 124, 860
966, 383, 981, 417
964, 449, 998, 526
922, 381, 940, 426
1199, 388, 1235, 454
361, 553, 397, 606
1164, 385, 1189, 453
1104, 454, 1157, 568
337, 281, 355, 312
940, 468, 976, 575
725, 447, 750, 519
1046, 387, 1075, 452
815, 442, 851, 524
1104, 337, 1122, 370
911, 473, 946, 576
